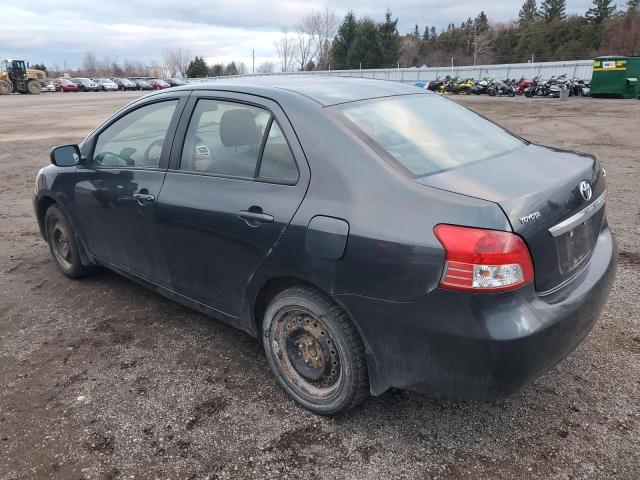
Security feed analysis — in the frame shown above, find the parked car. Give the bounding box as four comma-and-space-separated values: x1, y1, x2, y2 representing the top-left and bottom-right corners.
131, 79, 153, 90
112, 78, 137, 91
149, 79, 170, 90
41, 82, 58, 93
53, 78, 78, 92
92, 78, 118, 92
164, 78, 187, 87
72, 78, 99, 92
36, 78, 616, 416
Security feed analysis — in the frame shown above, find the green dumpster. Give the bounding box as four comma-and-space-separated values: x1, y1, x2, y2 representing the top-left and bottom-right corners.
591, 56, 640, 99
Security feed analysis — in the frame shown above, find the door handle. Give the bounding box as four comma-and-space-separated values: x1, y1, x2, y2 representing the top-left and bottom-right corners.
238, 209, 274, 225
133, 192, 155, 205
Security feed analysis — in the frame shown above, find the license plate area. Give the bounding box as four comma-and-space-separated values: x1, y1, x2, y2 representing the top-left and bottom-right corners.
555, 217, 599, 275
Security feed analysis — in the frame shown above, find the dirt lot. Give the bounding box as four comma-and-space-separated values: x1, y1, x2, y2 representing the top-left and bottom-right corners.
1, 91, 639, 480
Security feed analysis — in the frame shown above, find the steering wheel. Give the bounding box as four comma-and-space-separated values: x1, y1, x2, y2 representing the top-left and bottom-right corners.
143, 138, 165, 166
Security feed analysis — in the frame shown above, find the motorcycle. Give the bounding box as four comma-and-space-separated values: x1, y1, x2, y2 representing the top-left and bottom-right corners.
524, 75, 547, 97
487, 79, 516, 97
515, 77, 532, 94
472, 77, 490, 95
454, 78, 475, 94
571, 78, 590, 97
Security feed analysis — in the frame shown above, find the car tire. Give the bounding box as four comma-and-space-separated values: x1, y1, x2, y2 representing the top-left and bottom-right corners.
44, 205, 93, 279
262, 286, 369, 415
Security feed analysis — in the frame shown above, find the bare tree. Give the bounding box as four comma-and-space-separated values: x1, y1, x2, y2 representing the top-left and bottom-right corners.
81, 52, 98, 76
301, 7, 339, 70
399, 36, 421, 67
274, 28, 295, 72
472, 31, 491, 66
294, 23, 314, 70
237, 62, 248, 75
163, 47, 192, 78
257, 60, 275, 73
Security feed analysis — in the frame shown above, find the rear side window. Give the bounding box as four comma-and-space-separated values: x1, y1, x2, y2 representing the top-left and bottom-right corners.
336, 94, 524, 177
180, 99, 270, 178
259, 121, 299, 183
180, 99, 298, 183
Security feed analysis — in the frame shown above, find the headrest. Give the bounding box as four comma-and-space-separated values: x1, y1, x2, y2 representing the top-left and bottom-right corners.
220, 109, 260, 147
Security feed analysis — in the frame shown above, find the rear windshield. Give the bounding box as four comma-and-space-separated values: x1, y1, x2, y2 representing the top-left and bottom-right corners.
336, 94, 524, 177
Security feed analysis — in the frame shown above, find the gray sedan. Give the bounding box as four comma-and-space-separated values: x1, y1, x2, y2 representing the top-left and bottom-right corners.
36, 78, 616, 415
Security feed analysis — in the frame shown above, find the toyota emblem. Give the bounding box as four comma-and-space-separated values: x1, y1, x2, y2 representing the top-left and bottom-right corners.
579, 181, 592, 201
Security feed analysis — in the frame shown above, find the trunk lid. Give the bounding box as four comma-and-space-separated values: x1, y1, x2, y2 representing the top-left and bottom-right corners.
417, 144, 606, 292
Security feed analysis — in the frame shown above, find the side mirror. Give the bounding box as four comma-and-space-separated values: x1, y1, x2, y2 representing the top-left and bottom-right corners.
50, 144, 81, 167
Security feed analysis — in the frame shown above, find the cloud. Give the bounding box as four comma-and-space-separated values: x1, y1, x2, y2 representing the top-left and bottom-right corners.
0, 1, 598, 69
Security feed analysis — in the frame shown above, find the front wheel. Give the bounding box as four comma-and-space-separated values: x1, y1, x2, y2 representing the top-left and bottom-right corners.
262, 286, 369, 415
0, 80, 11, 95
45, 205, 93, 279
27, 79, 41, 94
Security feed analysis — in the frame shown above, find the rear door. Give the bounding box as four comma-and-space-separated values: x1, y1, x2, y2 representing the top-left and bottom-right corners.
155, 92, 309, 316
74, 94, 188, 284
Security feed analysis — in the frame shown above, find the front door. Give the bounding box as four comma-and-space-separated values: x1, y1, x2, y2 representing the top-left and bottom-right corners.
155, 94, 309, 317
74, 97, 184, 284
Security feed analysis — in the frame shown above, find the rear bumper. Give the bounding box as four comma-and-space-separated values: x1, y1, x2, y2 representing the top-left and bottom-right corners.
336, 225, 617, 399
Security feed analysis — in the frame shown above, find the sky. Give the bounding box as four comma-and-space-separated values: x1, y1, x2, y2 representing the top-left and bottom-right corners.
0, 1, 615, 71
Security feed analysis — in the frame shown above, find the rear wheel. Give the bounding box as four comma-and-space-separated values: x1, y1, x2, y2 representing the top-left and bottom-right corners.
262, 286, 369, 415
45, 205, 93, 279
0, 80, 11, 95
27, 79, 41, 94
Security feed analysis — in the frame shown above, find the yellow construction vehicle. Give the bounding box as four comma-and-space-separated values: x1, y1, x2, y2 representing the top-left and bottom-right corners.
0, 60, 47, 95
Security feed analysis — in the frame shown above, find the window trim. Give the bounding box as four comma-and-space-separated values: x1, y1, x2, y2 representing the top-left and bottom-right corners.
87, 96, 184, 171
172, 95, 300, 186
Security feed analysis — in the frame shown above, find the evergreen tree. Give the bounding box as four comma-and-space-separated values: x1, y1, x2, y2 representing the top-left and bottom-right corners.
474, 11, 490, 33
518, 0, 539, 25
186, 56, 208, 78
224, 61, 238, 76
350, 18, 383, 68
413, 24, 420, 37
586, 0, 617, 23
627, 0, 640, 15
379, 10, 402, 67
331, 11, 358, 69
423, 25, 430, 41
540, 0, 567, 22
430, 26, 437, 38
210, 64, 224, 76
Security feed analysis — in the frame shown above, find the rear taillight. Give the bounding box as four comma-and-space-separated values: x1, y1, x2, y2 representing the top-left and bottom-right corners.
434, 224, 534, 293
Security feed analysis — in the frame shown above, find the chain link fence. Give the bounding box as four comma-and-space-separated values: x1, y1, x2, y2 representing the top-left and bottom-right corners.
188, 60, 594, 83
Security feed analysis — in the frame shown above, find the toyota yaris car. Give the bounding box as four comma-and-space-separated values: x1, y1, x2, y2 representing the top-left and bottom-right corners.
35, 78, 616, 415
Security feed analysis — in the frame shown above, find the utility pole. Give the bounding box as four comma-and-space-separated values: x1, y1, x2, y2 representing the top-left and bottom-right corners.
451, 57, 454, 76
252, 49, 255, 75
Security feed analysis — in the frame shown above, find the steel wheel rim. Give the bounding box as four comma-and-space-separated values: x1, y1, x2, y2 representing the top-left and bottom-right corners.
271, 308, 343, 401
48, 218, 72, 269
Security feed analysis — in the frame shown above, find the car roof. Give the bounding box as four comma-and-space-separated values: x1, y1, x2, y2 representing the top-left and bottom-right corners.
176, 76, 428, 107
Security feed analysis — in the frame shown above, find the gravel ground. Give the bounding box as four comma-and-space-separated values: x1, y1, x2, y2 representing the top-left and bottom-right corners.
0, 91, 638, 480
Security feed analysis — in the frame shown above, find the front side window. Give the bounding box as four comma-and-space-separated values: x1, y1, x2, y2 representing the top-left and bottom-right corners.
336, 94, 524, 177
180, 99, 270, 177
92, 100, 178, 168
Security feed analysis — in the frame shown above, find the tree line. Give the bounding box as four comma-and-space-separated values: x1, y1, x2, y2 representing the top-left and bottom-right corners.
33, 0, 640, 80
401, 0, 640, 67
